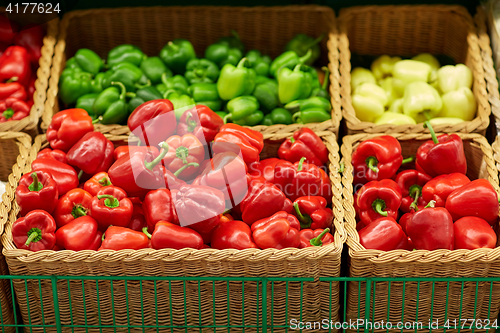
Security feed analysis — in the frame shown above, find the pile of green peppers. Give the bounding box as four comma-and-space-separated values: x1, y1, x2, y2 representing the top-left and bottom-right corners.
60, 31, 332, 126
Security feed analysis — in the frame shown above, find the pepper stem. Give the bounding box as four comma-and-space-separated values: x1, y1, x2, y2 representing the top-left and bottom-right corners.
372, 199, 388, 217
292, 112, 301, 123
424, 200, 436, 209
408, 185, 421, 211
142, 227, 152, 239
185, 113, 198, 132
3, 108, 14, 120
167, 41, 179, 51
305, 34, 324, 50
98, 177, 111, 186
25, 228, 42, 246
111, 81, 127, 101
144, 142, 170, 170
71, 205, 87, 219
297, 157, 306, 171
423, 121, 439, 145
338, 162, 345, 174
174, 162, 199, 177
290, 138, 295, 144
237, 57, 249, 68
223, 113, 232, 124
294, 202, 313, 229
97, 194, 120, 208
365, 156, 379, 173
161, 73, 169, 85
176, 146, 189, 164
402, 156, 415, 164
321, 66, 330, 90
309, 228, 330, 247
77, 170, 84, 180
28, 172, 43, 191
92, 116, 103, 124
6, 77, 18, 83
298, 49, 313, 65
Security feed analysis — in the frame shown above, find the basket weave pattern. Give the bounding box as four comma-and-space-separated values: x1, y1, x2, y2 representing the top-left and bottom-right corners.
1, 131, 344, 332
43, 6, 341, 137
338, 5, 491, 135
342, 132, 500, 331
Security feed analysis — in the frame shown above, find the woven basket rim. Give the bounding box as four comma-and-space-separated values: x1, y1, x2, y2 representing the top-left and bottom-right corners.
342, 132, 500, 264
1, 131, 345, 264
337, 4, 491, 134
41, 5, 340, 135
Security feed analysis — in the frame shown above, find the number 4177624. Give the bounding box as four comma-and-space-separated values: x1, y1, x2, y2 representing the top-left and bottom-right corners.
6, 3, 60, 14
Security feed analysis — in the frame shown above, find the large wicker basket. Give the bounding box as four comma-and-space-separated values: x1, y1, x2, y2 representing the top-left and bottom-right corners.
1, 131, 345, 333
338, 5, 491, 135
342, 132, 500, 332
43, 5, 341, 137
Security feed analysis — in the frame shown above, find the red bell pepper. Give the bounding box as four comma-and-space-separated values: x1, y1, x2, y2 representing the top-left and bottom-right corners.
37, 148, 67, 164
0, 81, 27, 100
15, 171, 58, 217
108, 142, 170, 197
251, 211, 300, 249
0, 15, 17, 44
406, 201, 454, 250
0, 46, 31, 86
415, 124, 467, 177
356, 179, 402, 226
274, 158, 323, 202
239, 175, 293, 225
147, 221, 204, 250
27, 75, 36, 100
14, 24, 44, 65
99, 226, 149, 251
55, 216, 102, 251
445, 179, 499, 225
128, 99, 176, 147
0, 98, 30, 122
12, 210, 56, 252
176, 105, 224, 143
47, 109, 94, 152
358, 217, 407, 251
143, 188, 178, 231
194, 152, 248, 204
351, 136, 403, 185
248, 158, 280, 184
66, 132, 115, 175
278, 128, 328, 167
454, 217, 497, 250
128, 212, 147, 232
398, 211, 413, 234
162, 134, 204, 180
299, 228, 334, 248
53, 188, 93, 228
292, 196, 333, 229
213, 124, 264, 165
91, 186, 133, 230
83, 172, 112, 196
211, 220, 258, 250
113, 145, 159, 160
31, 158, 79, 196
395, 170, 432, 213
421, 173, 470, 207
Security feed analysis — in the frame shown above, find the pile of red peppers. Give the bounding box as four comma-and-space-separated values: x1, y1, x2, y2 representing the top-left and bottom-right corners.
12, 103, 334, 252
352, 127, 499, 251
0, 15, 44, 122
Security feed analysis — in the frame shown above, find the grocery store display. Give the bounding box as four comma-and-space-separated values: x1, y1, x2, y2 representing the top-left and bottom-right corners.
59, 32, 332, 126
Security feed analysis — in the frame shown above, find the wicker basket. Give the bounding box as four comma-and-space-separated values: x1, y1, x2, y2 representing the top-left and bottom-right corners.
338, 5, 491, 135
1, 130, 345, 333
342, 132, 500, 332
43, 5, 341, 137
0, 10, 57, 138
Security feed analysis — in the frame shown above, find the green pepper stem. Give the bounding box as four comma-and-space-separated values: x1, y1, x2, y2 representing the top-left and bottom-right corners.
290, 138, 295, 144
298, 49, 313, 65
185, 113, 197, 132
309, 228, 330, 247
176, 146, 189, 164
161, 73, 169, 85
28, 172, 43, 192
98, 177, 111, 186
237, 57, 249, 68
424, 200, 436, 209
97, 194, 120, 209
408, 185, 421, 211
92, 116, 103, 124
292, 112, 301, 123
71, 205, 87, 219
6, 77, 18, 83
126, 92, 136, 98
401, 156, 415, 164
297, 157, 306, 171
167, 41, 179, 51
305, 34, 324, 50
338, 162, 345, 174
3, 108, 14, 119
223, 113, 232, 124
135, 79, 151, 89
293, 202, 313, 229
174, 162, 199, 177
163, 89, 178, 99
372, 199, 388, 216
143, 227, 152, 239
144, 142, 170, 170
25, 228, 41, 246
365, 156, 379, 173
321, 66, 330, 90
111, 81, 127, 100
77, 170, 84, 180
423, 120, 439, 145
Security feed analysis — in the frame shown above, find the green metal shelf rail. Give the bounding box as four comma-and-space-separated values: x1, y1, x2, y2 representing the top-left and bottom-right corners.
0, 275, 498, 332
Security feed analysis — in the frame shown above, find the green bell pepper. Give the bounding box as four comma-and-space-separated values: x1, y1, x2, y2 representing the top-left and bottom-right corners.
76, 93, 99, 117
102, 62, 149, 92
252, 76, 279, 112
93, 81, 129, 125
269, 49, 312, 78
245, 50, 271, 77
284, 34, 323, 66
215, 111, 228, 119
156, 74, 189, 95
311, 66, 330, 99
285, 96, 331, 114
127, 86, 164, 114
351, 67, 376, 91
90, 73, 105, 94
217, 58, 256, 101
74, 49, 104, 75
164, 90, 196, 119
160, 39, 196, 74
107, 44, 147, 67
233, 111, 264, 126
261, 107, 293, 125
278, 64, 313, 104
140, 56, 172, 85
216, 31, 245, 53
370, 55, 401, 81
225, 95, 260, 123
64, 57, 81, 70
184, 58, 220, 84
292, 109, 331, 124
188, 83, 221, 111
205, 34, 243, 68
59, 70, 93, 105
402, 81, 443, 123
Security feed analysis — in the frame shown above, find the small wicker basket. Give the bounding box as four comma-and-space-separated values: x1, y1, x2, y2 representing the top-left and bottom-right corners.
43, 5, 341, 137
342, 132, 500, 331
1, 130, 345, 332
338, 5, 492, 135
